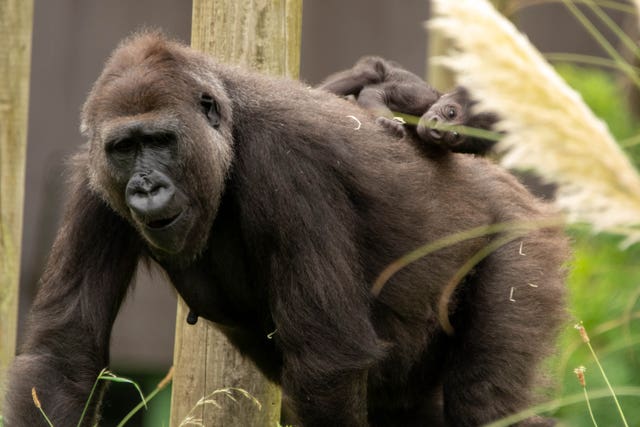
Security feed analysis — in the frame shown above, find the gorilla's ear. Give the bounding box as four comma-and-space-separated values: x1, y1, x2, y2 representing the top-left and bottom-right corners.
200, 93, 221, 128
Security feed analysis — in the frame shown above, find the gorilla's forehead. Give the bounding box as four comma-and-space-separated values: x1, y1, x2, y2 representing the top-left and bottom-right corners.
98, 71, 192, 117
98, 111, 183, 143
87, 37, 202, 119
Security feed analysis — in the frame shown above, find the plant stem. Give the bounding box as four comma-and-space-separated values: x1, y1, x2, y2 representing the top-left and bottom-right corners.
116, 366, 174, 427
372, 217, 564, 296
36, 407, 54, 427
583, 387, 598, 427
582, 0, 640, 61
561, 0, 640, 88
76, 368, 107, 427
484, 386, 640, 427
505, 0, 636, 17
544, 52, 640, 73
116, 389, 156, 427
620, 134, 640, 147
586, 340, 630, 427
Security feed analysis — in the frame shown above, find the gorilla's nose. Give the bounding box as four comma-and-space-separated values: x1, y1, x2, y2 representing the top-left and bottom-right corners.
126, 171, 175, 218
417, 116, 442, 141
428, 128, 442, 140
426, 117, 442, 140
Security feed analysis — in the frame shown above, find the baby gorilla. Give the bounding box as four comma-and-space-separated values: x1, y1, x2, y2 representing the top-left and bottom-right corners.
319, 57, 498, 155
418, 86, 498, 155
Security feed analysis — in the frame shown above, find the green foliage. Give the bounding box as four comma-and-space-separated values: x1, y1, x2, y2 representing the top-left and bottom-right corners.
554, 232, 640, 426
555, 63, 640, 166
551, 63, 640, 426
29, 369, 171, 427
555, 63, 636, 140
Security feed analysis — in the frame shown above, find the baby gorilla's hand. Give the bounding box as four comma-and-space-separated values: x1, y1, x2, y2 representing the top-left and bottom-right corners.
376, 116, 406, 138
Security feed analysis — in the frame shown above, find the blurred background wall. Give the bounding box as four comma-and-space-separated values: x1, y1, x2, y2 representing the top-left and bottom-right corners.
17, 0, 633, 423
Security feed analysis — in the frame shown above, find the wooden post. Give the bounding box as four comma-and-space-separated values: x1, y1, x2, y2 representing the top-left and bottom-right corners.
426, 30, 455, 91
170, 1, 302, 426
490, 0, 510, 12
427, 0, 512, 89
0, 0, 34, 412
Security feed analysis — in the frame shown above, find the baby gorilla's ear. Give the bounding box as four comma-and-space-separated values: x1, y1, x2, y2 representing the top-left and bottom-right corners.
467, 111, 499, 132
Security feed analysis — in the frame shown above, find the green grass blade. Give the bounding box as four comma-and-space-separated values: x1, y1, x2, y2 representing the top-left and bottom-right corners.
561, 0, 640, 88
116, 367, 173, 427
484, 386, 640, 427
76, 368, 109, 427
583, 0, 640, 61
99, 372, 147, 411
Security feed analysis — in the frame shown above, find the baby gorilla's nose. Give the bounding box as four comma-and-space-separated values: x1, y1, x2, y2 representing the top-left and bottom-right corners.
428, 127, 443, 140
417, 115, 443, 141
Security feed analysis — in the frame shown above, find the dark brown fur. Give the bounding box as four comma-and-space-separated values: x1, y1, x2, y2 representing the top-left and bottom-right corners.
318, 56, 441, 119
319, 57, 498, 156
416, 86, 499, 155
5, 33, 568, 427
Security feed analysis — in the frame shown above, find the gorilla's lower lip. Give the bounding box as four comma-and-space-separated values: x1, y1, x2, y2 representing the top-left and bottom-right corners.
428, 129, 442, 140
145, 212, 182, 230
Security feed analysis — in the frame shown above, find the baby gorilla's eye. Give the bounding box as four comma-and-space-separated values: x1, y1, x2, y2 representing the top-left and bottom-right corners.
446, 106, 457, 119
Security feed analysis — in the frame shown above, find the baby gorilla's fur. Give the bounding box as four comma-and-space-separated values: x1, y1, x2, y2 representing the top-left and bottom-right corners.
319, 57, 498, 155
417, 86, 498, 155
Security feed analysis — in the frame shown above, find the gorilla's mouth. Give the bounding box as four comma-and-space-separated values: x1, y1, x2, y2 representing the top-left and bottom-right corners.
139, 208, 191, 256
428, 128, 442, 140
145, 212, 182, 230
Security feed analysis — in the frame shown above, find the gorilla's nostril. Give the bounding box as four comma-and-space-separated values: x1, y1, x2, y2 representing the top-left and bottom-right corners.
126, 170, 176, 218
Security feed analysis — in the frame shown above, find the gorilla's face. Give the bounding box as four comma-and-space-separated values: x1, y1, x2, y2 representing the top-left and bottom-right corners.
80, 37, 234, 266
417, 91, 468, 146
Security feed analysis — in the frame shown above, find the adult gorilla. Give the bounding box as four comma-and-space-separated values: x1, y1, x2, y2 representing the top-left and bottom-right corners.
5, 32, 568, 427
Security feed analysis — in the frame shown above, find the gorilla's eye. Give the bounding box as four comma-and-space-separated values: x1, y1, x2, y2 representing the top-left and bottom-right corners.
200, 93, 221, 129
107, 138, 136, 155
446, 106, 457, 120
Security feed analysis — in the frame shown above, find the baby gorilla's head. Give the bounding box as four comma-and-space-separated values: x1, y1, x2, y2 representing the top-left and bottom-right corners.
416, 87, 499, 155
416, 87, 469, 147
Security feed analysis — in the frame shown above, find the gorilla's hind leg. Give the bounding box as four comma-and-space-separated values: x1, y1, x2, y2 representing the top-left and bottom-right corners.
442, 232, 567, 426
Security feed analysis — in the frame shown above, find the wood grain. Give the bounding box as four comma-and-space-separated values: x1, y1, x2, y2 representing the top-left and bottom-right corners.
170, 1, 302, 425
0, 0, 33, 412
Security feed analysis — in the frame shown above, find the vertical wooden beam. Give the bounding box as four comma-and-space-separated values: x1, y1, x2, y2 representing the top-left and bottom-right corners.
0, 0, 34, 412
191, 0, 302, 79
490, 0, 511, 13
426, 29, 455, 91
427, 0, 512, 89
171, 1, 302, 426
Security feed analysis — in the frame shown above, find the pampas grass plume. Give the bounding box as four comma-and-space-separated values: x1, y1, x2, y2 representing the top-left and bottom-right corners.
430, 0, 640, 244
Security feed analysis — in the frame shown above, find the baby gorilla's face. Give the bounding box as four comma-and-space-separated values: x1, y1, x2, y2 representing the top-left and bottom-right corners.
416, 90, 469, 147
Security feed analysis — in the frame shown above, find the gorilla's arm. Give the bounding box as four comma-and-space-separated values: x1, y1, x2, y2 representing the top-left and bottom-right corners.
229, 115, 388, 426
319, 57, 440, 138
317, 56, 390, 97
4, 161, 142, 427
